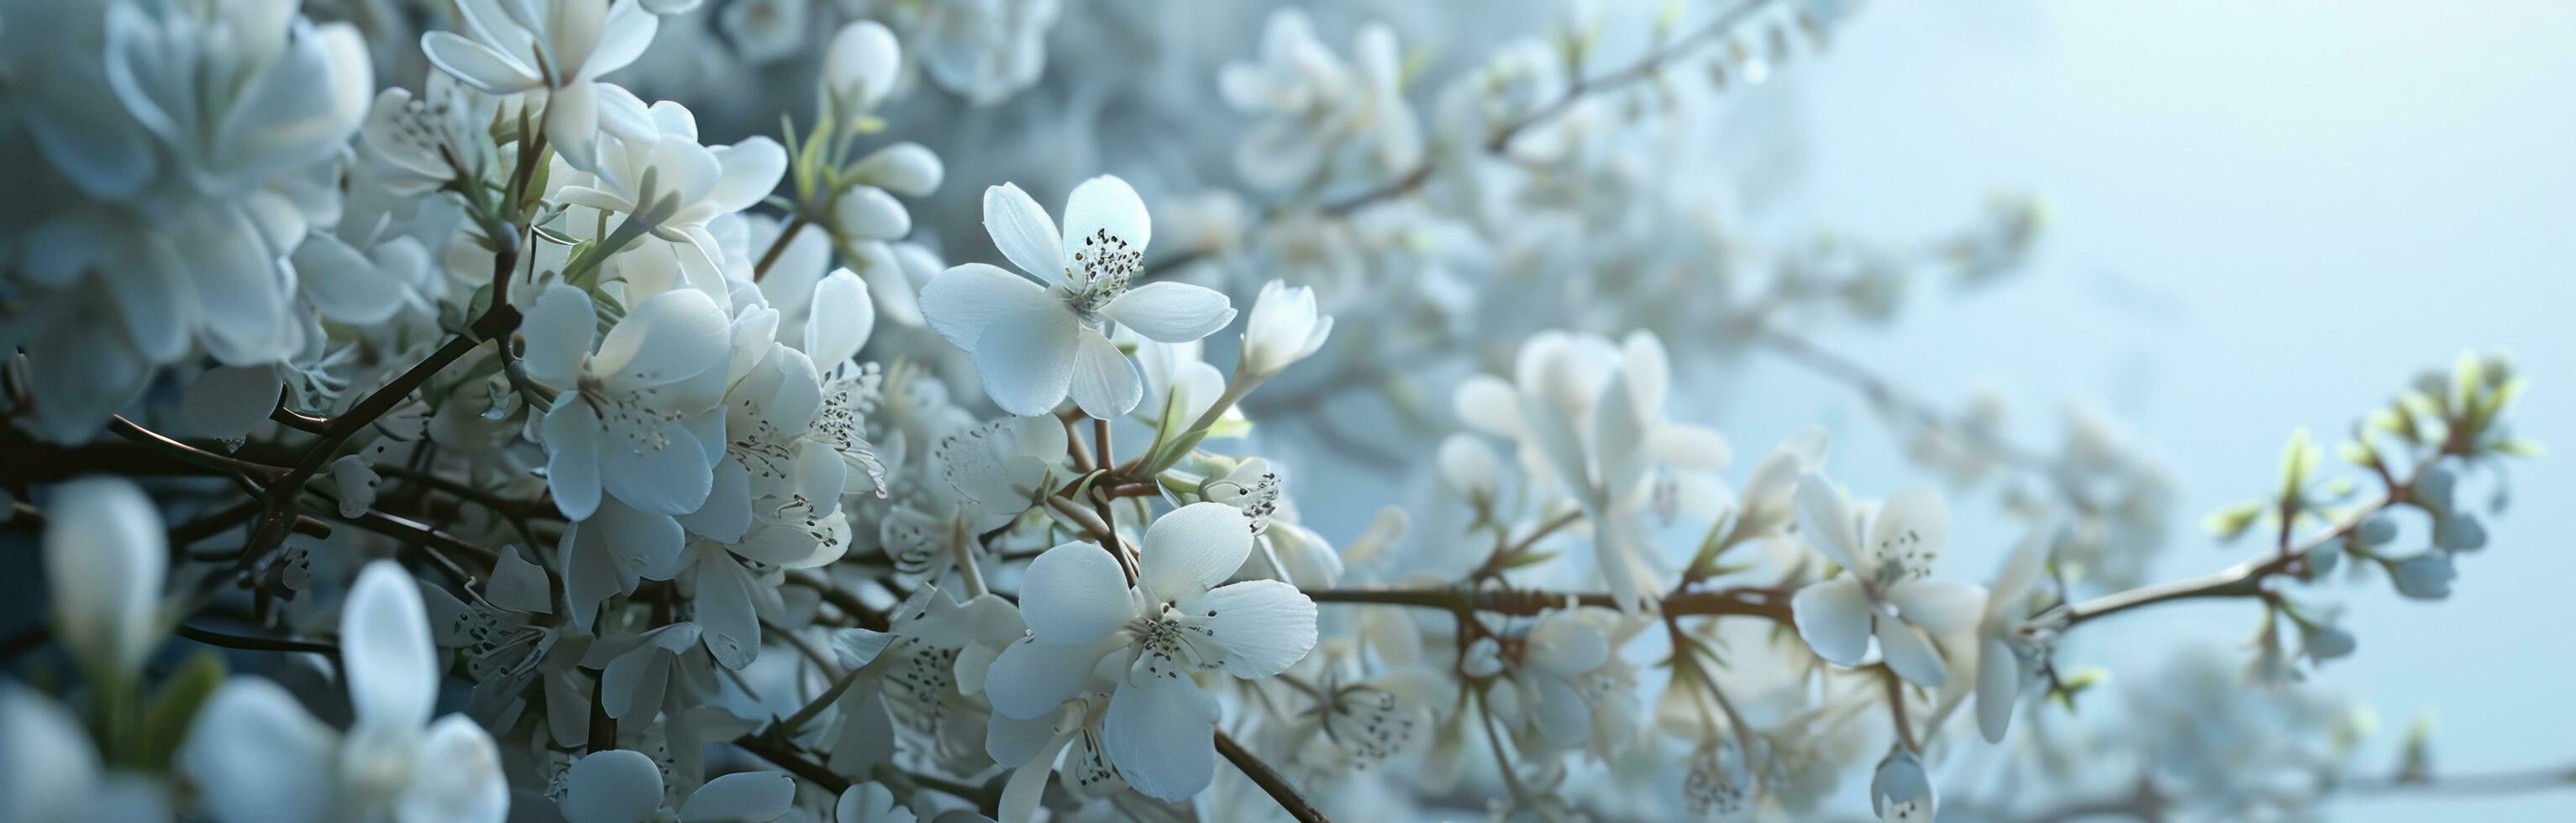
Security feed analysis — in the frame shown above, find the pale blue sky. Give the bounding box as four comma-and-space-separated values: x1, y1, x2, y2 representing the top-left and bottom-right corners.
1753, 2, 2576, 818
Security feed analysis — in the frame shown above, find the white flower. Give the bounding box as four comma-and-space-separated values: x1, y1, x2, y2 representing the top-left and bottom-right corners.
1482, 608, 1622, 754
43, 478, 167, 682
824, 20, 902, 112
983, 503, 1317, 800
555, 97, 786, 296
561, 748, 796, 823
718, 0, 808, 66
1238, 280, 1334, 380
522, 284, 734, 522
181, 561, 507, 823
906, 0, 1061, 106
919, 176, 1236, 417
0, 685, 169, 821
329, 455, 383, 519
1787, 472, 1985, 688
421, 0, 660, 170
1974, 527, 2053, 742
1459, 331, 1732, 611
1220, 10, 1422, 190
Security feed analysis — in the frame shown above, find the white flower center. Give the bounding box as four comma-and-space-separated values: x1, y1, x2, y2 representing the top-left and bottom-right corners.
577, 374, 681, 452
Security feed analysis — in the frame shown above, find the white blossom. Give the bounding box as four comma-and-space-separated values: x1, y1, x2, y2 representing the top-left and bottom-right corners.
1787, 472, 1985, 688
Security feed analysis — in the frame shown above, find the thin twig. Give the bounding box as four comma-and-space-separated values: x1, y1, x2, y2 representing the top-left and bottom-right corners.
1217, 728, 1329, 822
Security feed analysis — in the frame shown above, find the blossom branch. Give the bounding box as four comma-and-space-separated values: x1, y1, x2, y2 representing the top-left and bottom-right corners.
1217, 728, 1329, 823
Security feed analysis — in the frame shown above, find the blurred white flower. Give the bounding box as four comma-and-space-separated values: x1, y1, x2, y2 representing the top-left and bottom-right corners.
719, 0, 809, 66
984, 503, 1317, 800
1221, 9, 1422, 190
181, 561, 507, 822
0, 686, 169, 821
1788, 472, 1985, 688
919, 176, 1235, 417
833, 781, 916, 823
1869, 747, 1935, 822
43, 478, 166, 681
905, 0, 1061, 106
1974, 526, 2053, 742
420, 0, 659, 170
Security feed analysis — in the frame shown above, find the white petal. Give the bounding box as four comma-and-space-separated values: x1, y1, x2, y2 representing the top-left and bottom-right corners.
542, 403, 605, 521
917, 262, 1049, 352
982, 182, 1063, 279
1869, 486, 1949, 574
1877, 619, 1948, 688
1066, 330, 1143, 419
694, 555, 764, 670
804, 269, 874, 367
181, 680, 337, 823
521, 284, 598, 386
1651, 425, 1732, 471
1619, 331, 1671, 413
1993, 527, 2049, 607
1524, 611, 1609, 676
564, 749, 665, 823
586, 1, 660, 76
44, 478, 167, 677
342, 560, 437, 729
833, 783, 904, 823
490, 546, 554, 615
1976, 637, 2020, 743
972, 299, 1083, 417
1100, 282, 1234, 343
420, 31, 539, 93
677, 457, 752, 543
595, 287, 731, 387
1018, 543, 1132, 646
1790, 576, 1871, 666
1529, 675, 1590, 749
985, 637, 1108, 720
397, 716, 509, 823
679, 771, 796, 822
997, 728, 1075, 823
1101, 675, 1217, 802
1452, 375, 1522, 436
708, 137, 788, 215
597, 420, 715, 516
546, 81, 602, 171
1138, 502, 1255, 604
1793, 471, 1864, 572
176, 365, 284, 441
1186, 581, 1316, 679
1059, 176, 1151, 259
1887, 580, 1985, 636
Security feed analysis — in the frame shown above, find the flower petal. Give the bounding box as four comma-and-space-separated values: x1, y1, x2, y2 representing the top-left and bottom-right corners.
694, 554, 764, 670
1101, 674, 1217, 802
341, 560, 436, 730
918, 262, 1049, 352
420, 31, 539, 93
986, 636, 1109, 720
804, 268, 874, 368
983, 182, 1062, 280
1790, 576, 1871, 666
595, 287, 731, 387
1793, 471, 1864, 573
1187, 581, 1317, 679
1976, 637, 2021, 743
1019, 542, 1132, 646
1059, 175, 1152, 259
44, 478, 168, 677
678, 771, 796, 822
398, 716, 508, 823
1066, 330, 1143, 419
564, 749, 665, 823
542, 403, 605, 521
181, 680, 337, 823
1876, 619, 1948, 689
1869, 486, 1949, 576
972, 299, 1083, 417
521, 284, 597, 386
1138, 502, 1254, 604
1887, 579, 1985, 636
1100, 282, 1235, 343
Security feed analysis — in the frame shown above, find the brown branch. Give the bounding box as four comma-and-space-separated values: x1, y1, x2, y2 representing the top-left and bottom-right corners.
1217, 728, 1328, 823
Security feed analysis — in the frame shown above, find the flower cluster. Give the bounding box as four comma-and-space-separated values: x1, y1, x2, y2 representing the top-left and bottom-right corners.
0, 3, 2552, 823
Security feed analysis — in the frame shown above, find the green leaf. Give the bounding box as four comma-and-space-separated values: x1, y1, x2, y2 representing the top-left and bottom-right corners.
134, 652, 225, 773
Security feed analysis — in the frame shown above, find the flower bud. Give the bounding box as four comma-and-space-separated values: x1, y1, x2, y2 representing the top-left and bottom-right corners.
830, 185, 911, 242
45, 479, 168, 679
854, 143, 943, 197
329, 455, 381, 519
2433, 511, 2487, 553
1239, 280, 1333, 380
1870, 747, 1936, 822
824, 20, 901, 110
2300, 622, 2357, 661
2389, 552, 2457, 600
1438, 434, 1501, 504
